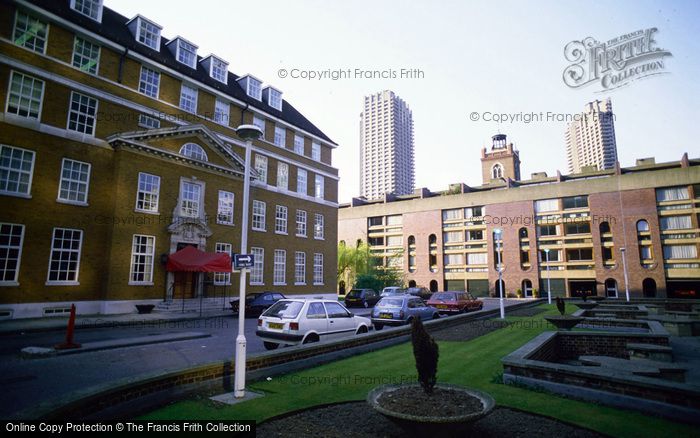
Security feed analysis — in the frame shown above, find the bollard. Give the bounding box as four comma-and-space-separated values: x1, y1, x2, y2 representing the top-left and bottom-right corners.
54, 304, 82, 350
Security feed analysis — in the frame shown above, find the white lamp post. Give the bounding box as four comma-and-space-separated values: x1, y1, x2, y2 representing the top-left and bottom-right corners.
544, 248, 551, 305
494, 228, 504, 319
620, 247, 630, 302
234, 123, 263, 398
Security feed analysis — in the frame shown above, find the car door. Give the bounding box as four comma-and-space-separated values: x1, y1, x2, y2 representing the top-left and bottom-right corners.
417, 298, 433, 320
324, 302, 356, 340
304, 301, 328, 338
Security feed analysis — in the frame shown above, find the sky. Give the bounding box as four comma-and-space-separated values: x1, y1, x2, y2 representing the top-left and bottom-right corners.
107, 0, 700, 203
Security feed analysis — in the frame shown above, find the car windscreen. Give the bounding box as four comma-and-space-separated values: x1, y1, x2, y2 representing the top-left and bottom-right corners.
346, 290, 362, 298
245, 293, 262, 301
378, 298, 404, 307
431, 293, 455, 301
263, 301, 304, 319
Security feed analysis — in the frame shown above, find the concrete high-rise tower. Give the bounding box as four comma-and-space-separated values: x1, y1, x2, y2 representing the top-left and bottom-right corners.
359, 90, 414, 199
565, 98, 618, 173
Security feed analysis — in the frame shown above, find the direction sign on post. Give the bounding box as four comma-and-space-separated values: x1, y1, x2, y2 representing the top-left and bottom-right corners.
233, 253, 255, 269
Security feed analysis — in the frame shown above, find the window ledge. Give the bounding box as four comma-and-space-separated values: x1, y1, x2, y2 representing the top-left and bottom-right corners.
273, 282, 287, 286
252, 228, 267, 232
275, 231, 288, 235
314, 237, 325, 241
313, 283, 324, 286
0, 281, 19, 287
129, 281, 154, 286
0, 192, 32, 199
46, 281, 80, 286
296, 234, 307, 238
57, 199, 89, 207
250, 282, 264, 286
217, 221, 235, 226
294, 282, 306, 286
135, 209, 160, 215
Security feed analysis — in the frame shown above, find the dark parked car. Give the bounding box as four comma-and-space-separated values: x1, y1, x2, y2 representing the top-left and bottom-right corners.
344, 288, 380, 308
231, 291, 286, 317
405, 287, 432, 300
427, 291, 483, 314
371, 295, 440, 330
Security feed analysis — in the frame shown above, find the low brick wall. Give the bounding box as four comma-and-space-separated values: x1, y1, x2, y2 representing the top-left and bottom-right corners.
555, 332, 668, 360
33, 299, 544, 421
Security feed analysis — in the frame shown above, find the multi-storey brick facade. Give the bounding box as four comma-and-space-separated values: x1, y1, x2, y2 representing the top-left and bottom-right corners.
0, 0, 338, 319
339, 153, 700, 299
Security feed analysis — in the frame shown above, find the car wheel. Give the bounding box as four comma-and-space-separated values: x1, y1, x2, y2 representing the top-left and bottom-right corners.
363, 301, 369, 308
356, 325, 368, 335
263, 342, 279, 351
374, 323, 384, 331
303, 333, 319, 344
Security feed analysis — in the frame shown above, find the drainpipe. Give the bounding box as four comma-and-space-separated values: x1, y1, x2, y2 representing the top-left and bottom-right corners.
117, 48, 128, 84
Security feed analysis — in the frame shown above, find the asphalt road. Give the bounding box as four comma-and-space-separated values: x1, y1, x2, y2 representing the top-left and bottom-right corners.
0, 299, 522, 418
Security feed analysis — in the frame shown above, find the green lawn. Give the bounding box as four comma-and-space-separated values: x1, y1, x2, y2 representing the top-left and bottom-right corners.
142, 304, 695, 437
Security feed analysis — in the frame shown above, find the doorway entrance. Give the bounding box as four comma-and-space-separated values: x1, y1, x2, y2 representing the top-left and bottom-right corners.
568, 280, 597, 298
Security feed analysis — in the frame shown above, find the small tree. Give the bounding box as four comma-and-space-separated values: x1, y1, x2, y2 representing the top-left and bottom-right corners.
556, 297, 566, 315
411, 318, 439, 395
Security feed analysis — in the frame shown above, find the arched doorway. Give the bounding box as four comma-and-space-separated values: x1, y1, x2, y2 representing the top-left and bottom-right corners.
605, 278, 618, 298
408, 280, 417, 288
643, 278, 657, 297
494, 279, 505, 297
338, 280, 346, 295
429, 280, 438, 292
522, 279, 533, 297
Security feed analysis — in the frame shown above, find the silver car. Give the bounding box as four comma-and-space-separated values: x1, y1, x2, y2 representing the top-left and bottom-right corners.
371, 295, 440, 330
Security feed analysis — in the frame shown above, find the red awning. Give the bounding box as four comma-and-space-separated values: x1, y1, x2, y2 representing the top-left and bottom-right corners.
165, 245, 232, 273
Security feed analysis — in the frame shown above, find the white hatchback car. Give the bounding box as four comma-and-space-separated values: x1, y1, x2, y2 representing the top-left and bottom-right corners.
256, 299, 372, 350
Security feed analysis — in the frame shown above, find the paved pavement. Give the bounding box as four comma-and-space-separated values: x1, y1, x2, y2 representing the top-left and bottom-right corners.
0, 298, 526, 418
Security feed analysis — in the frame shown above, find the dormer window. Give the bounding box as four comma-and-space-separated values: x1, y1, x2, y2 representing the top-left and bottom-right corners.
237, 75, 262, 100
127, 15, 162, 50
167, 37, 198, 68
201, 55, 228, 84
263, 86, 282, 111
70, 0, 103, 22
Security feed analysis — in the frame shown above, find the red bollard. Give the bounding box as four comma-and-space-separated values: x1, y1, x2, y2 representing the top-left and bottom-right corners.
54, 304, 82, 350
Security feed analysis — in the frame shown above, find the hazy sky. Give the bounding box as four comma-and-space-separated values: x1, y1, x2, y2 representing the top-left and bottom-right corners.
107, 0, 700, 202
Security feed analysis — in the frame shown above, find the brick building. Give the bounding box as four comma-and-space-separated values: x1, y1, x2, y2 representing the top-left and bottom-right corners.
0, 0, 338, 319
339, 136, 700, 299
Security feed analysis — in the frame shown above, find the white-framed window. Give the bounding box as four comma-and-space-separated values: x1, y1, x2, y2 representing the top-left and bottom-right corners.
250, 247, 264, 285
274, 126, 286, 147
296, 210, 307, 237
277, 162, 288, 190
311, 142, 321, 161
294, 251, 306, 285
253, 116, 266, 134
175, 39, 197, 68
0, 145, 35, 197
180, 181, 201, 217
135, 172, 160, 213
275, 205, 288, 234
67, 92, 98, 135
136, 17, 161, 50
656, 187, 690, 202
273, 249, 286, 285
214, 99, 229, 125
297, 168, 307, 195
442, 208, 462, 221
0, 223, 24, 285
660, 215, 692, 231
252, 200, 266, 231
534, 198, 558, 213
210, 57, 228, 84
47, 228, 83, 284
138, 66, 160, 98
294, 134, 304, 155
129, 234, 155, 284
663, 245, 697, 260
467, 252, 488, 265
254, 154, 268, 184
247, 77, 262, 100
268, 88, 282, 110
72, 36, 100, 74
217, 190, 234, 225
314, 174, 325, 199
13, 11, 48, 53
179, 84, 198, 113
214, 242, 232, 285
70, 0, 104, 22
179, 143, 208, 161
6, 71, 44, 120
58, 158, 91, 204
444, 254, 464, 266
138, 114, 160, 129
313, 253, 324, 285
314, 213, 324, 239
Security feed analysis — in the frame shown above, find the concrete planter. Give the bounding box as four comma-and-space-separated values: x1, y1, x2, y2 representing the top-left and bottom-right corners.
572, 301, 598, 310
135, 304, 155, 314
545, 315, 584, 330
367, 383, 495, 435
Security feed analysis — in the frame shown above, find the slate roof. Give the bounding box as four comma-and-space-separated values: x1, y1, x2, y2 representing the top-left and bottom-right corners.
28, 0, 336, 145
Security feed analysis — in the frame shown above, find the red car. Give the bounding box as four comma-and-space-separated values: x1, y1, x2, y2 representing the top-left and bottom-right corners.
427, 291, 483, 314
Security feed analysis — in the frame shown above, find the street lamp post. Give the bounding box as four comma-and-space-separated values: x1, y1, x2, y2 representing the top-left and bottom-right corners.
494, 228, 504, 319
544, 248, 551, 305
620, 247, 630, 302
234, 124, 263, 399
